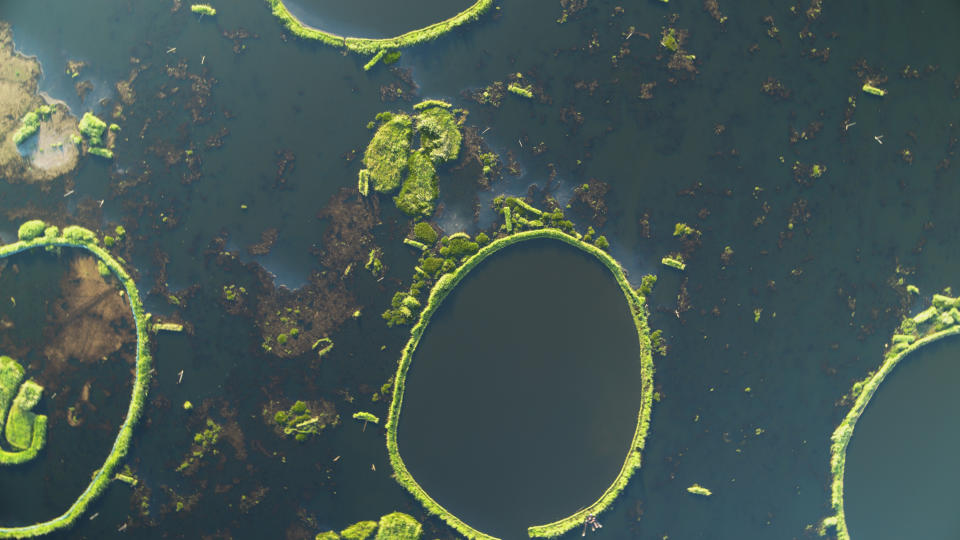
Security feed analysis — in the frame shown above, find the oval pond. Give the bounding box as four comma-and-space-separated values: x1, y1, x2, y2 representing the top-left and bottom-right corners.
845, 338, 960, 539
397, 238, 646, 538
279, 0, 477, 40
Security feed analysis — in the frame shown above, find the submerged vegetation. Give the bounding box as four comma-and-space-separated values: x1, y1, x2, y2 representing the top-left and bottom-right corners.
822, 291, 960, 540
0, 220, 153, 537
382, 197, 655, 539
359, 104, 463, 219
264, 0, 493, 56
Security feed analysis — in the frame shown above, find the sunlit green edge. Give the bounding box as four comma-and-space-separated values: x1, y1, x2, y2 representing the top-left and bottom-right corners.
385, 228, 654, 540
264, 0, 494, 56
824, 295, 960, 540
0, 230, 152, 538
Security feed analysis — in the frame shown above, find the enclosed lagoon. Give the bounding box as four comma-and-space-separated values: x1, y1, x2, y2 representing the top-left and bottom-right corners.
394, 236, 650, 538
843, 337, 960, 540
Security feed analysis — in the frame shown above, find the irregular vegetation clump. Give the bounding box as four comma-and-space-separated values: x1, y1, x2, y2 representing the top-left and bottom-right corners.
359, 103, 464, 219
0, 356, 47, 464
822, 291, 960, 540
269, 399, 339, 442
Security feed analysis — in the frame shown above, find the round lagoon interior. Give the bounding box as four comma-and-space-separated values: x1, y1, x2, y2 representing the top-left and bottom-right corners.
397, 238, 645, 537
279, 0, 477, 40
844, 338, 960, 539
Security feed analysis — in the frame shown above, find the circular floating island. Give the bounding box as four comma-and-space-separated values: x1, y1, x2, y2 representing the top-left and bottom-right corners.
386, 229, 654, 539
266, 0, 493, 57
0, 220, 152, 538
823, 292, 960, 540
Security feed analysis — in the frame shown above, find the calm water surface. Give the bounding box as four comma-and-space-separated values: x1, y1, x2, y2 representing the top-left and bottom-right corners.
845, 338, 960, 540
399, 239, 645, 537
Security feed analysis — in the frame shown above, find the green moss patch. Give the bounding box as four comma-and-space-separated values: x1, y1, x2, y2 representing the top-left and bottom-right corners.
360, 105, 464, 219
822, 291, 960, 540
0, 220, 153, 537
393, 152, 439, 218
0, 356, 46, 464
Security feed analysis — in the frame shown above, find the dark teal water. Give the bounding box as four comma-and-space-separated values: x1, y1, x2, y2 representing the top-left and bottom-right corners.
399, 239, 645, 537
281, 0, 477, 39
0, 0, 959, 538
845, 338, 960, 540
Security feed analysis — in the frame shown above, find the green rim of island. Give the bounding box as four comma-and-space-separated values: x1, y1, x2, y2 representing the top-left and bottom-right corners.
0, 220, 153, 538
822, 290, 960, 540
265, 0, 494, 57
385, 228, 655, 539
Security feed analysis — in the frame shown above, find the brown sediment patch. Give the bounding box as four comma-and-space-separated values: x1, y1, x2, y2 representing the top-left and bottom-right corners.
0, 23, 80, 182
247, 228, 279, 256
570, 179, 610, 228
43, 255, 136, 365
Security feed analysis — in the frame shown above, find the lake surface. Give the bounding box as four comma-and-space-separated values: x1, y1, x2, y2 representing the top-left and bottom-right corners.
1, 0, 960, 538
844, 338, 960, 540
280, 0, 477, 39
398, 238, 645, 537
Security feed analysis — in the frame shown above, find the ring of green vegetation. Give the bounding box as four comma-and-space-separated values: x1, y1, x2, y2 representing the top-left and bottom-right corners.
0, 220, 152, 538
385, 228, 654, 539
264, 0, 494, 56
822, 292, 960, 540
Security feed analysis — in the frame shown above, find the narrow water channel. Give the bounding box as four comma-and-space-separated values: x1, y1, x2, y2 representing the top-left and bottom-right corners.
397, 238, 646, 538
844, 338, 960, 540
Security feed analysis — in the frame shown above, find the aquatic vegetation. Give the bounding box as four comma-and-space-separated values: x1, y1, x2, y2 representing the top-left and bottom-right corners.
12, 105, 52, 145
77, 112, 107, 147
661, 254, 686, 271
412, 222, 438, 245
507, 83, 534, 99
385, 224, 655, 539
270, 399, 339, 441
316, 512, 422, 540
394, 152, 439, 218
190, 4, 217, 17
341, 520, 377, 540
861, 83, 887, 97
361, 105, 463, 219
352, 411, 379, 431
264, 0, 494, 56
0, 220, 153, 537
375, 512, 422, 540
176, 418, 222, 473
0, 356, 47, 464
415, 107, 461, 163
686, 484, 712, 497
360, 114, 413, 194
822, 292, 960, 540
87, 147, 114, 159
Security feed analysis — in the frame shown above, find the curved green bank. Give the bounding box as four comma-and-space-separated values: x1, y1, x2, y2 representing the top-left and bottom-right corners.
385, 228, 654, 539
823, 292, 960, 540
265, 0, 494, 56
0, 220, 153, 538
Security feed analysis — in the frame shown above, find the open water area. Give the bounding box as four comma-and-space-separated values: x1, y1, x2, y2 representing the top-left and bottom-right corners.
0, 0, 958, 539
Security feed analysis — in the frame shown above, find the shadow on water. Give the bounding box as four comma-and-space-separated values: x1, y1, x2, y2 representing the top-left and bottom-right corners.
279, 0, 477, 40
398, 238, 645, 538
844, 337, 960, 540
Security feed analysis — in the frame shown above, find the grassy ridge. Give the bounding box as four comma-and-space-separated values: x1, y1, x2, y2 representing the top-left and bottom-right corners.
823, 293, 960, 540
0, 221, 153, 538
264, 0, 494, 55
385, 228, 654, 539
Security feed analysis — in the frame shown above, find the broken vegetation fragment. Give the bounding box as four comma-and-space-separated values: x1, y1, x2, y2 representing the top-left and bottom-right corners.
190, 4, 217, 17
